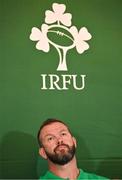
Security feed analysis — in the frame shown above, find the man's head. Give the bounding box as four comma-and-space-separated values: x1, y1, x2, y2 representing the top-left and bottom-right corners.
37, 118, 76, 165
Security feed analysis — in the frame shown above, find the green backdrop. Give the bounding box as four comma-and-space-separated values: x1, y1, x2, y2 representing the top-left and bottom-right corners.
0, 0, 122, 179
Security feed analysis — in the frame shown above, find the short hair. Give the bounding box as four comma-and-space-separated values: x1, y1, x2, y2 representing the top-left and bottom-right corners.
37, 118, 72, 147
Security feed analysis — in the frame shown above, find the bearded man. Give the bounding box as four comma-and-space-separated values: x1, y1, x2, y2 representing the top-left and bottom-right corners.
37, 118, 109, 179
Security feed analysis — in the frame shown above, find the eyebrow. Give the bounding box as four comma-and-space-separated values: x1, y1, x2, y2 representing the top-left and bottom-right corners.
44, 134, 54, 138
43, 129, 68, 138
60, 129, 68, 133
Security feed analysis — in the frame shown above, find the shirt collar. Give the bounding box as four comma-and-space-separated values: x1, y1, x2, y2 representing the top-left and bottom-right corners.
45, 169, 83, 179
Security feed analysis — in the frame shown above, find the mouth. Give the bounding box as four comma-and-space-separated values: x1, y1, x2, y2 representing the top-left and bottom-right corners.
54, 144, 69, 153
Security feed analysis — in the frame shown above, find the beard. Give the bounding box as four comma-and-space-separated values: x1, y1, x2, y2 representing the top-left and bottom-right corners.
44, 143, 76, 165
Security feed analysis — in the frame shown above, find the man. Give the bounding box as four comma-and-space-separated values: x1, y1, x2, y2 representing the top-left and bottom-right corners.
37, 118, 109, 179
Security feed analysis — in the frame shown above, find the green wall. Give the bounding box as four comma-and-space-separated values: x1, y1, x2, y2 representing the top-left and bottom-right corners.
0, 0, 122, 179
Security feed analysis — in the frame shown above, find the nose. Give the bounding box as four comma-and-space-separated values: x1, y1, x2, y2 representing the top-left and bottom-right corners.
57, 137, 63, 145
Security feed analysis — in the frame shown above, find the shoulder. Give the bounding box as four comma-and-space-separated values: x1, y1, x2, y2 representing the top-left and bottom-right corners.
39, 171, 62, 180
39, 171, 49, 179
39, 173, 50, 179
79, 169, 110, 179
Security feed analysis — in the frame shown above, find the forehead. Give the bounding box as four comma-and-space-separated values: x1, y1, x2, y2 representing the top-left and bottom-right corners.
40, 122, 70, 138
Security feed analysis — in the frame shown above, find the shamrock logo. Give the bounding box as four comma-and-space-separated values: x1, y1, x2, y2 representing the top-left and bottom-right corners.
30, 3, 92, 71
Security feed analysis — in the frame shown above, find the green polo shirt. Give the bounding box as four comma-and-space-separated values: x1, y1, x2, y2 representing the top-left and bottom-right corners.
40, 169, 109, 179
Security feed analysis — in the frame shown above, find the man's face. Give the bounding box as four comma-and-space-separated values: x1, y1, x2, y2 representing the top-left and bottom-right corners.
39, 122, 76, 165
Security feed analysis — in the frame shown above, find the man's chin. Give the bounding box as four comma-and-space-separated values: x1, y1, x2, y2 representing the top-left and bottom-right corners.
45, 144, 76, 165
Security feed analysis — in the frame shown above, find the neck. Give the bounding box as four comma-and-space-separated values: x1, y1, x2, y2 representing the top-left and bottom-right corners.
48, 156, 79, 179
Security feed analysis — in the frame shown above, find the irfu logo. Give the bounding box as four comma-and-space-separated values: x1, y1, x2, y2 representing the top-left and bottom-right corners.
30, 3, 92, 71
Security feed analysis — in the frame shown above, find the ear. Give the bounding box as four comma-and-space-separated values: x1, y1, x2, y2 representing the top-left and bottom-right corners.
39, 147, 47, 159
73, 136, 77, 148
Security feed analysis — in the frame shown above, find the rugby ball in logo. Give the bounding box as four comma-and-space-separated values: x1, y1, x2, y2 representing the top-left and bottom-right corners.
47, 25, 74, 48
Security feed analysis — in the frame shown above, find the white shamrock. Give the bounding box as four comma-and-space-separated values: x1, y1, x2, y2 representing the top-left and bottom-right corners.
45, 3, 72, 26
30, 24, 50, 52
70, 26, 92, 54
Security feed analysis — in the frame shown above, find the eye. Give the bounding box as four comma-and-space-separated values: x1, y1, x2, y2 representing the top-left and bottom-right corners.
47, 136, 53, 141
61, 132, 67, 136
